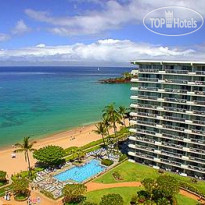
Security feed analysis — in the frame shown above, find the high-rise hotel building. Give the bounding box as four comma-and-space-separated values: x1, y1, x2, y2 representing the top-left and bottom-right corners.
129, 60, 205, 178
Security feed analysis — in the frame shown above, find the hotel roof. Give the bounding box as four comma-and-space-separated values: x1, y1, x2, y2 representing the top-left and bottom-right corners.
131, 60, 205, 65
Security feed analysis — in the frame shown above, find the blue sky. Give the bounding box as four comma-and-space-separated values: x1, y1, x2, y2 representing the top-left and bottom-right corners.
0, 0, 205, 66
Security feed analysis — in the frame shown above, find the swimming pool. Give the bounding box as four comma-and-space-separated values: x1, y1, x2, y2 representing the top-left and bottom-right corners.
54, 159, 105, 183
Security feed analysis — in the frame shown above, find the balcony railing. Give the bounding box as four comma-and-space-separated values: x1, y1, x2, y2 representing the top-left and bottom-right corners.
192, 129, 205, 135
188, 165, 205, 172
192, 110, 205, 115
164, 97, 187, 104
196, 71, 205, 75
195, 81, 205, 85
138, 104, 158, 109
137, 112, 157, 118
164, 69, 189, 74
161, 158, 181, 166
193, 120, 205, 125
139, 69, 159, 73
135, 144, 155, 152
162, 133, 183, 141
190, 156, 205, 164
135, 136, 155, 143
164, 116, 185, 122
194, 100, 205, 105
194, 91, 205, 95
138, 95, 158, 100
136, 129, 155, 135
137, 120, 156, 127
163, 125, 185, 132
161, 150, 182, 158
189, 147, 205, 154
164, 88, 188, 94
165, 79, 188, 84
138, 77, 158, 82
138, 86, 158, 91
163, 106, 186, 113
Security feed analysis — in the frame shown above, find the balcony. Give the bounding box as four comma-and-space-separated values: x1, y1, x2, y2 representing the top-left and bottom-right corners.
189, 147, 205, 155
194, 91, 205, 96
164, 69, 189, 74
164, 97, 187, 104
164, 88, 188, 94
164, 116, 185, 122
196, 71, 205, 75
194, 100, 205, 105
163, 106, 186, 113
189, 156, 205, 164
139, 69, 159, 73
163, 125, 185, 132
138, 104, 158, 109
193, 120, 205, 126
138, 95, 158, 101
161, 158, 181, 167
192, 110, 205, 115
137, 112, 157, 118
137, 120, 156, 127
192, 129, 205, 135
138, 77, 159, 82
165, 79, 188, 84
138, 86, 158, 91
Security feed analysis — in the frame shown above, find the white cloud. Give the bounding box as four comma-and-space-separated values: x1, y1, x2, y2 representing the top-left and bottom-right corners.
12, 20, 31, 35
25, 0, 205, 36
0, 39, 200, 65
0, 33, 10, 41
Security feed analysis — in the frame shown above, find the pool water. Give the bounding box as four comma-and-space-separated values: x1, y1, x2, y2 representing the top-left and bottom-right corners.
54, 159, 105, 183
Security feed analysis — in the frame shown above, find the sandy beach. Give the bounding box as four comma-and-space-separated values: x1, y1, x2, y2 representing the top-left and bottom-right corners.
0, 123, 104, 177
0, 121, 125, 178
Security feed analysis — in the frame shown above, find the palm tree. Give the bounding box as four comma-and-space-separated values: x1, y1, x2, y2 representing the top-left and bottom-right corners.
118, 106, 127, 126
102, 116, 111, 136
103, 104, 122, 142
75, 148, 85, 162
14, 136, 36, 176
94, 122, 107, 147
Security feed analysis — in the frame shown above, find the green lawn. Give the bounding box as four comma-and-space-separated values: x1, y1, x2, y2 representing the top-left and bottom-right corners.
86, 187, 141, 204
85, 187, 198, 205
94, 161, 205, 196
95, 161, 159, 183
175, 194, 198, 205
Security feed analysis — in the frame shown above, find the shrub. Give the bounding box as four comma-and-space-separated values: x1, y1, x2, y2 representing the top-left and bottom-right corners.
130, 195, 138, 205
33, 145, 65, 166
63, 184, 87, 203
112, 171, 123, 180
64, 146, 78, 156
82, 202, 98, 205
158, 169, 165, 174
100, 194, 124, 205
157, 175, 179, 198
191, 178, 198, 184
0, 171, 7, 182
12, 178, 29, 199
101, 159, 114, 166
118, 154, 127, 162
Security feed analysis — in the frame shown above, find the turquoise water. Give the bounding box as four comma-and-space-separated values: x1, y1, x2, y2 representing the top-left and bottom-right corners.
0, 66, 131, 147
54, 159, 105, 183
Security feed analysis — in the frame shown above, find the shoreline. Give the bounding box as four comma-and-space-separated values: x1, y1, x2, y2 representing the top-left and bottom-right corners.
0, 122, 103, 177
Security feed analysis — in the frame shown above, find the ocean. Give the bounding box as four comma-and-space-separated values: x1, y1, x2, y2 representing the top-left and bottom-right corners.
0, 66, 132, 147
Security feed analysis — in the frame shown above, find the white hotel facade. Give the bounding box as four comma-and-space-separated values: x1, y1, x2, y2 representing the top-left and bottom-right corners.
128, 60, 205, 179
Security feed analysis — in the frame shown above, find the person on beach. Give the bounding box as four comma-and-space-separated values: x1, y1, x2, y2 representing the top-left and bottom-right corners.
37, 196, 41, 204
